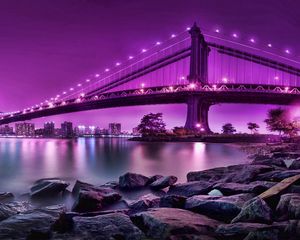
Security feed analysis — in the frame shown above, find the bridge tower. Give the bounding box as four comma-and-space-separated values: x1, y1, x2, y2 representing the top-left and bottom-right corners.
184, 23, 211, 133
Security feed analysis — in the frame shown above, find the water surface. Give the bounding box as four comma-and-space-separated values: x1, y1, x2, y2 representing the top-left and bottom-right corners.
0, 137, 247, 193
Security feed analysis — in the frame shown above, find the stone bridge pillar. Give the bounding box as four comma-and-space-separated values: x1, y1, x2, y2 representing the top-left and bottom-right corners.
184, 96, 211, 133
188, 22, 210, 85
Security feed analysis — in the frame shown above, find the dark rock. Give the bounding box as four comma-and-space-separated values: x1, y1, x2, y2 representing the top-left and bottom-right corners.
276, 194, 300, 219
257, 170, 300, 182
185, 194, 253, 222
30, 178, 69, 200
167, 181, 212, 197
272, 152, 300, 159
160, 195, 187, 208
150, 175, 177, 190
251, 157, 286, 168
243, 229, 280, 240
231, 197, 273, 224
119, 172, 149, 189
131, 208, 221, 239
213, 181, 275, 195
146, 175, 163, 185
289, 159, 300, 170
168, 234, 217, 240
72, 182, 122, 212
216, 222, 278, 239
0, 192, 14, 203
187, 164, 273, 184
126, 193, 160, 213
60, 213, 144, 240
0, 201, 32, 221
0, 205, 64, 239
100, 181, 119, 189
26, 229, 52, 240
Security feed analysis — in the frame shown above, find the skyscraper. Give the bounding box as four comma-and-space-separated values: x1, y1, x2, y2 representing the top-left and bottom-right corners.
44, 122, 55, 137
61, 121, 73, 138
108, 123, 121, 135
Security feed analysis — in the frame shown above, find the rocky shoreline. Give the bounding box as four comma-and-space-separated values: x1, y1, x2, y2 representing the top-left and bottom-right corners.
1, 143, 300, 239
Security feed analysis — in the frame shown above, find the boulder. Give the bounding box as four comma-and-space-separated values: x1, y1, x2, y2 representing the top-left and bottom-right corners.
257, 170, 300, 182
216, 222, 279, 239
131, 208, 221, 239
167, 181, 212, 197
126, 193, 160, 214
159, 195, 186, 208
276, 193, 300, 219
272, 152, 300, 159
213, 181, 275, 196
30, 178, 69, 200
185, 194, 253, 222
150, 175, 177, 190
0, 205, 64, 239
119, 172, 149, 189
231, 197, 273, 224
56, 213, 144, 240
251, 157, 286, 168
100, 181, 119, 189
0, 192, 14, 202
72, 182, 122, 212
289, 159, 300, 170
147, 175, 163, 185
187, 164, 273, 184
0, 201, 32, 221
243, 229, 280, 240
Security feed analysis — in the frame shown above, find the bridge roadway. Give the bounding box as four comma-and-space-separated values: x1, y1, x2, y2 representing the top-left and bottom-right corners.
1, 83, 300, 126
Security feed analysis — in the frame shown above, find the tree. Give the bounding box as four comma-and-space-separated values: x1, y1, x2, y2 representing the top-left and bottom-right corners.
137, 113, 166, 136
264, 108, 289, 135
247, 122, 260, 134
222, 123, 236, 134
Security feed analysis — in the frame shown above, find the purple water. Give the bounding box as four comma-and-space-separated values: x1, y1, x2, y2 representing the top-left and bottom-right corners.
0, 137, 247, 194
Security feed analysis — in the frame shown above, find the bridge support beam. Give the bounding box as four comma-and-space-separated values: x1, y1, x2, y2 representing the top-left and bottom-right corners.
184, 96, 211, 133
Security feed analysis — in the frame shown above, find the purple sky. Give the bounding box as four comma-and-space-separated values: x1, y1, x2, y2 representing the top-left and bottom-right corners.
0, 0, 299, 132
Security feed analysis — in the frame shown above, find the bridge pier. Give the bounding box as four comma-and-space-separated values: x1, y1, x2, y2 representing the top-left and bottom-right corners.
184, 96, 211, 133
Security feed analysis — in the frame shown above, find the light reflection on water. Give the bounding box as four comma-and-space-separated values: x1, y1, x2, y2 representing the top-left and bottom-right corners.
0, 138, 247, 193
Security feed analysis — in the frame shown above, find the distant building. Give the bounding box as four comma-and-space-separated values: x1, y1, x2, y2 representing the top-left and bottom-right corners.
108, 123, 121, 135
44, 122, 55, 137
0, 125, 13, 135
15, 122, 35, 136
61, 121, 73, 138
35, 128, 44, 136
132, 127, 140, 135
74, 125, 86, 136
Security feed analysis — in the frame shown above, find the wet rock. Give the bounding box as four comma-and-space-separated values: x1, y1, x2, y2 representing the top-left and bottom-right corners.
0, 201, 32, 221
147, 175, 163, 185
30, 178, 69, 200
257, 170, 300, 182
100, 181, 119, 189
251, 157, 286, 168
59, 213, 144, 240
150, 175, 177, 190
72, 181, 122, 212
131, 208, 221, 239
187, 164, 273, 184
289, 159, 300, 170
185, 194, 253, 222
276, 193, 300, 219
0, 205, 64, 239
26, 229, 52, 240
0, 192, 14, 202
272, 152, 300, 159
119, 172, 149, 189
208, 189, 223, 196
159, 195, 186, 208
126, 193, 160, 214
216, 222, 278, 239
213, 181, 275, 195
167, 181, 212, 197
231, 197, 273, 224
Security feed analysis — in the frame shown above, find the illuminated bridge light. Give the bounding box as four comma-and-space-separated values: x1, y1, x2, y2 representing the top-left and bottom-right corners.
250, 38, 255, 43
80, 93, 85, 97
61, 101, 66, 105
141, 49, 147, 53
77, 83, 82, 87
95, 74, 100, 77
196, 123, 201, 128
171, 34, 176, 38
180, 76, 185, 80
48, 103, 54, 108
212, 84, 217, 90
222, 77, 228, 83
186, 27, 191, 31
169, 86, 173, 91
116, 62, 121, 66
63, 91, 67, 94
128, 56, 133, 60
70, 88, 74, 91
105, 68, 110, 72
76, 98, 81, 103
215, 29, 220, 33
232, 33, 238, 38
285, 87, 289, 92
274, 76, 279, 80
141, 83, 145, 88
56, 95, 60, 98
285, 49, 290, 54
189, 83, 196, 89
268, 43, 272, 48
156, 41, 161, 45
86, 79, 90, 82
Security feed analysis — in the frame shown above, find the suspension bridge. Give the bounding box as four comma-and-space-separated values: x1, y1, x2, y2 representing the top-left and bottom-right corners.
1, 22, 300, 132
